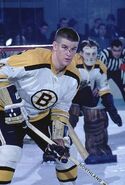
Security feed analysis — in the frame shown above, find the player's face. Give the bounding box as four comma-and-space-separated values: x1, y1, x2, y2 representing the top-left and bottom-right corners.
53, 38, 78, 68
111, 46, 122, 59
81, 46, 97, 66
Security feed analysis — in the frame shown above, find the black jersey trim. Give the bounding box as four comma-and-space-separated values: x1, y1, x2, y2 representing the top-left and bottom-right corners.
56, 165, 77, 173
94, 64, 103, 74
24, 64, 51, 71
0, 166, 15, 172
76, 64, 84, 68
65, 70, 80, 87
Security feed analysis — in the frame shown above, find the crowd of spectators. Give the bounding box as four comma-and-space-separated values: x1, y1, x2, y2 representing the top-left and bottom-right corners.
0, 13, 124, 48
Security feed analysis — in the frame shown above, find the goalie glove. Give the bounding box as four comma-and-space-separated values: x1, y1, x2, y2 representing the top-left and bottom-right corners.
101, 93, 122, 127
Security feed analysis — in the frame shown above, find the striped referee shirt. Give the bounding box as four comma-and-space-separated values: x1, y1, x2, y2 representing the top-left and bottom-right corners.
99, 48, 125, 84
99, 48, 125, 71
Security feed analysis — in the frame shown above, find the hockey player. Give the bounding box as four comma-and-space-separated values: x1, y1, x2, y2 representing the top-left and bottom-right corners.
69, 39, 122, 164
0, 27, 81, 185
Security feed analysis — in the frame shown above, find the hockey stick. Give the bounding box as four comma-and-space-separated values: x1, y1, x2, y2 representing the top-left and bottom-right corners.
27, 121, 108, 185
68, 122, 89, 159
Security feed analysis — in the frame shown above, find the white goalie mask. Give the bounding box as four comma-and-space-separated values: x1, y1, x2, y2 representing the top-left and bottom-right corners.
81, 46, 98, 66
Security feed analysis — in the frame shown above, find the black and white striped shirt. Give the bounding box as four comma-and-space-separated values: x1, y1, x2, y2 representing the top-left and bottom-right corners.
99, 48, 125, 84
99, 48, 125, 71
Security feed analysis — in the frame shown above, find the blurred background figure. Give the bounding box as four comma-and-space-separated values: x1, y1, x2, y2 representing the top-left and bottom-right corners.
68, 18, 78, 29
89, 18, 102, 38
49, 17, 69, 43
24, 24, 36, 44
36, 22, 49, 44
0, 21, 6, 46
0, 35, 5, 46
12, 34, 26, 45
106, 14, 119, 41
90, 23, 110, 51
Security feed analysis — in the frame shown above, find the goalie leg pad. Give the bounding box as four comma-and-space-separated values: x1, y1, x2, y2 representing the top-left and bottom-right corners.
69, 104, 80, 128
0, 145, 22, 184
69, 104, 80, 116
82, 106, 117, 163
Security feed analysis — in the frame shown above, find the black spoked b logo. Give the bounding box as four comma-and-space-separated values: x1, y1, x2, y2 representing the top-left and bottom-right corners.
31, 89, 58, 110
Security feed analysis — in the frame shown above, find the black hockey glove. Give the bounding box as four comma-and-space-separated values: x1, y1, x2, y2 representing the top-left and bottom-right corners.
46, 138, 70, 163
101, 93, 122, 127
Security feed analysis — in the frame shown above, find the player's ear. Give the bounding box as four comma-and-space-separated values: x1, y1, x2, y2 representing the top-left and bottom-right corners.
53, 41, 58, 51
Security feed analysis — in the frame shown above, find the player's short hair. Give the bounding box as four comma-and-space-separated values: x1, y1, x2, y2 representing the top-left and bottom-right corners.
79, 39, 99, 51
54, 27, 80, 42
111, 39, 123, 48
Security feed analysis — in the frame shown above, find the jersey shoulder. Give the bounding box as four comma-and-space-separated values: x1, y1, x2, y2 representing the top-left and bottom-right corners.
95, 60, 107, 73
8, 48, 52, 67
66, 54, 82, 86
73, 53, 83, 65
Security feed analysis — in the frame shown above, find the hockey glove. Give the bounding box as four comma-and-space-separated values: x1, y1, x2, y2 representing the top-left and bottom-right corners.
0, 84, 26, 125
5, 103, 25, 125
101, 93, 122, 127
46, 138, 70, 163
49, 120, 71, 162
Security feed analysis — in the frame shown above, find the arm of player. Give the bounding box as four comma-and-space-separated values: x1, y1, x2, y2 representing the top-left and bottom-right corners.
101, 93, 122, 127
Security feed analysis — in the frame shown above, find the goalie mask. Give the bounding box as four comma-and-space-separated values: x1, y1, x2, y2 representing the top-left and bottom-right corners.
80, 40, 98, 66
82, 46, 98, 66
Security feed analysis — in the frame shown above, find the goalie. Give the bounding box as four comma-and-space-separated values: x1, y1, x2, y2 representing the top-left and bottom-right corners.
0, 27, 81, 185
69, 39, 122, 164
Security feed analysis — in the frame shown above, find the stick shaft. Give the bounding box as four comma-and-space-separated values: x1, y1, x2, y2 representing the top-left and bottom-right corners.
27, 121, 108, 185
68, 123, 89, 159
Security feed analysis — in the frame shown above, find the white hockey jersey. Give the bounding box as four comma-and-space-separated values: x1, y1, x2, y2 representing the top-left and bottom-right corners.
0, 48, 81, 122
75, 54, 111, 96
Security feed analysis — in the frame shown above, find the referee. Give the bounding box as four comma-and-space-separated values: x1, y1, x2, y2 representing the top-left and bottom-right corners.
99, 39, 125, 101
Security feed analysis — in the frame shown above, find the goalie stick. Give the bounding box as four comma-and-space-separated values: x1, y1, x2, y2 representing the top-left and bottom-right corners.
27, 121, 108, 185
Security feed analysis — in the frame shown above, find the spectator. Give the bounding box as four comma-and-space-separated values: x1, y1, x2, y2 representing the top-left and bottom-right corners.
49, 17, 69, 43
12, 34, 26, 45
35, 22, 49, 44
89, 18, 102, 37
24, 24, 36, 44
90, 23, 110, 50
68, 18, 78, 29
106, 14, 119, 40
0, 35, 5, 46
